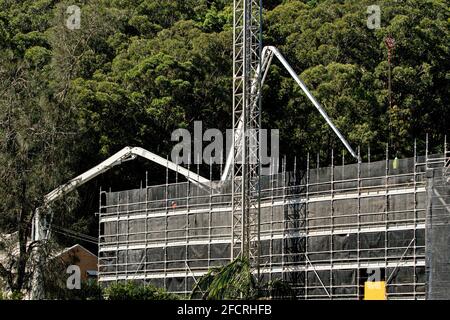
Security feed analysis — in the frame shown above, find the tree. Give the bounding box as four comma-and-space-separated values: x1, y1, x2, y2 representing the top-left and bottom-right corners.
191, 257, 257, 300
0, 1, 78, 294
191, 257, 296, 300
0, 58, 75, 294
264, 0, 448, 162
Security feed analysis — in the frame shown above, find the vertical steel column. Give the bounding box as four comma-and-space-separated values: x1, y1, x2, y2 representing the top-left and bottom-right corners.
231, 0, 263, 268
98, 187, 103, 285
185, 166, 190, 295
281, 156, 286, 281
208, 163, 213, 269
305, 153, 310, 299
115, 191, 119, 282
164, 173, 169, 290
356, 147, 361, 299
413, 139, 418, 299
125, 191, 130, 279
384, 143, 389, 297
269, 163, 275, 283
330, 150, 334, 299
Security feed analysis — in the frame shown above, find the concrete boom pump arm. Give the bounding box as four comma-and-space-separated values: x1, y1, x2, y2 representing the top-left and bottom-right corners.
44, 147, 209, 204
32, 146, 210, 241
221, 46, 359, 181
262, 46, 359, 160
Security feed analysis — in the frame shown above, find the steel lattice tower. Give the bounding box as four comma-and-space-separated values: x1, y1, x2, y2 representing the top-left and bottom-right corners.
231, 0, 262, 269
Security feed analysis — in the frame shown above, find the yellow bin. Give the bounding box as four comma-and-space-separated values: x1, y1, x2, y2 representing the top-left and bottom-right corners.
364, 281, 387, 300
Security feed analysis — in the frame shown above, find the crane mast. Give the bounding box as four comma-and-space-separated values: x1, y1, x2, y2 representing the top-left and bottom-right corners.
231, 0, 262, 269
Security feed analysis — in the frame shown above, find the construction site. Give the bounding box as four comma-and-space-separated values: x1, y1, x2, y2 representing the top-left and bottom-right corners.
97, 142, 450, 300
24, 1, 449, 301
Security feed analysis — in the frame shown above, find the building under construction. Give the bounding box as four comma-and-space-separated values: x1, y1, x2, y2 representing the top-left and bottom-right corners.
55, 0, 449, 301
25, 0, 448, 301
98, 143, 450, 300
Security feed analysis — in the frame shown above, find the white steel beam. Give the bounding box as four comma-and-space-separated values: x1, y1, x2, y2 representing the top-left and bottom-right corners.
221, 46, 360, 181
44, 146, 210, 205
263, 46, 359, 161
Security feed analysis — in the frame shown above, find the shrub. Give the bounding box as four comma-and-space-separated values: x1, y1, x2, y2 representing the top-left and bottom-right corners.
191, 257, 257, 300
76, 280, 104, 300
104, 282, 179, 300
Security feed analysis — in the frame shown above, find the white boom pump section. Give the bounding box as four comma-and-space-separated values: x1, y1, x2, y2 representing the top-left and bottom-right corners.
33, 146, 210, 241
221, 46, 359, 181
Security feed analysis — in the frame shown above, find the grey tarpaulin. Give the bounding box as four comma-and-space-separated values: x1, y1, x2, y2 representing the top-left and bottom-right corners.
426, 169, 450, 299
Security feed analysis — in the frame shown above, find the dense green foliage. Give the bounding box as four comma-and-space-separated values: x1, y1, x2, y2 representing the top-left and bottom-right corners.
0, 0, 448, 294
3, 0, 446, 167
104, 281, 179, 300
264, 0, 448, 159
46, 276, 175, 300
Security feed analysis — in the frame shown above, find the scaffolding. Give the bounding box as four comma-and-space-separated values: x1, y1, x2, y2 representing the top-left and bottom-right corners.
98, 141, 449, 300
